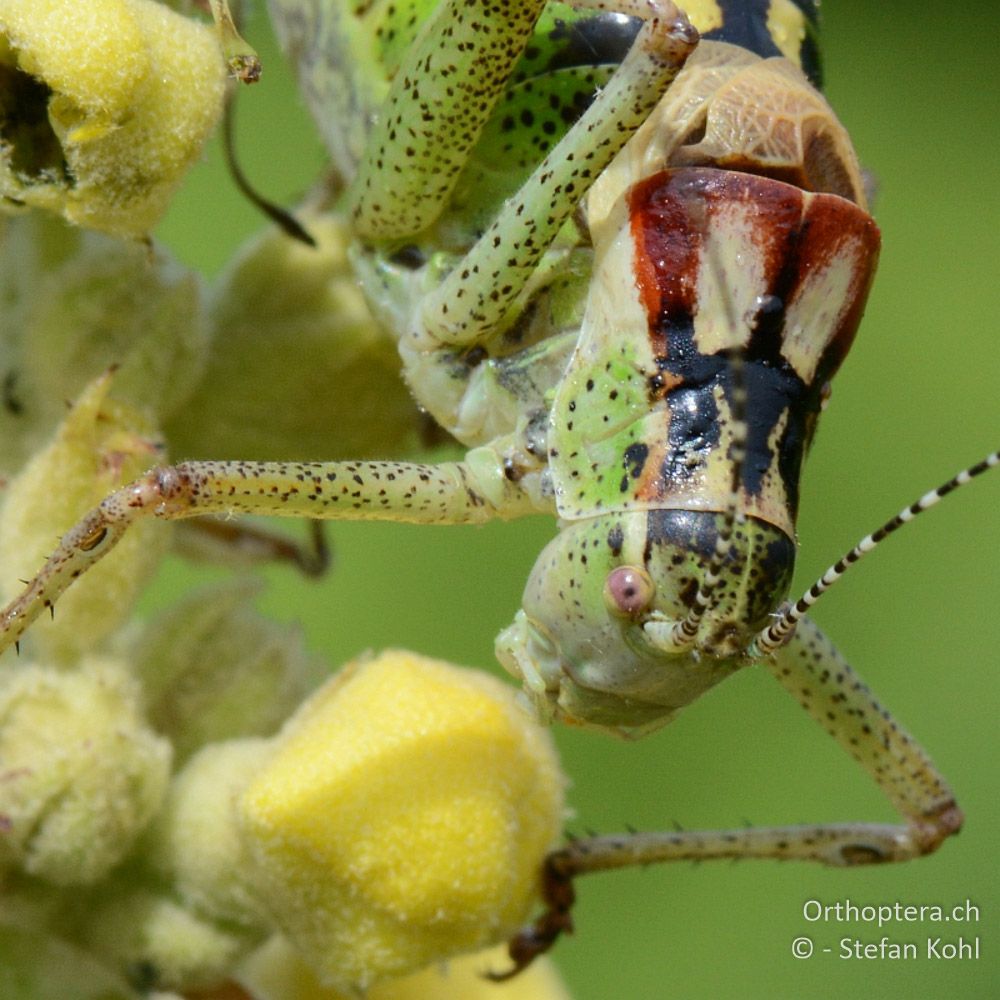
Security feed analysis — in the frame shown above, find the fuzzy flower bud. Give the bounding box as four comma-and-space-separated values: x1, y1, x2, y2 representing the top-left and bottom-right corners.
131, 580, 325, 765
144, 737, 274, 929
0, 213, 208, 476
165, 213, 422, 462
81, 884, 258, 993
0, 371, 171, 662
237, 650, 565, 992
0, 0, 226, 236
0, 656, 171, 885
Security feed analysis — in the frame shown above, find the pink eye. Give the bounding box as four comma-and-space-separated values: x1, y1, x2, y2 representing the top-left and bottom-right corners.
603, 565, 654, 618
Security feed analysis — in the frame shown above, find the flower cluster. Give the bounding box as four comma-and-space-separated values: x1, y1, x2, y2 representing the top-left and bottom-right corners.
0, 3, 570, 998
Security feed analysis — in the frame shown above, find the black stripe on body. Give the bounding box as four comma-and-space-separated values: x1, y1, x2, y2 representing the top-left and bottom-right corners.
535, 1, 821, 84
708, 1, 822, 86
650, 321, 814, 517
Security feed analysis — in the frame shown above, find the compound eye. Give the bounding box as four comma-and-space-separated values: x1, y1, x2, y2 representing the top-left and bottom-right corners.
603, 565, 655, 618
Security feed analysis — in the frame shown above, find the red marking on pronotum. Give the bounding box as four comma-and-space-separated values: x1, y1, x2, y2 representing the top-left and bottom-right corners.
789, 194, 881, 385
627, 167, 880, 388
628, 170, 700, 337
627, 168, 803, 343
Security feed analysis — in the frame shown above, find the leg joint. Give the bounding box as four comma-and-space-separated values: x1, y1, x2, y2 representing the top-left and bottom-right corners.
837, 801, 963, 866
914, 800, 964, 856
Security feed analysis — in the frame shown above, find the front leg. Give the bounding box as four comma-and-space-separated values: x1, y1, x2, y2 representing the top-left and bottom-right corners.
0, 452, 542, 657
421, 0, 698, 346
496, 616, 962, 975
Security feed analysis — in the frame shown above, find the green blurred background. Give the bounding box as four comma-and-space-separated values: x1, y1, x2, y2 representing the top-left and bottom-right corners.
155, 2, 999, 997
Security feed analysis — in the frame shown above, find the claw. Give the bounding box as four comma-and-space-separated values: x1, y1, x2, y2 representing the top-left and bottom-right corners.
482, 853, 577, 981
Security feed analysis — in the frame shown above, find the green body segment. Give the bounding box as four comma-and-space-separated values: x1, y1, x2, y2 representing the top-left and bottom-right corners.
348, 0, 551, 239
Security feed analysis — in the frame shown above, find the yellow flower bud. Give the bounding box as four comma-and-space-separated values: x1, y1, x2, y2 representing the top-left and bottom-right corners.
0, 213, 208, 476
0, 0, 226, 236
0, 371, 171, 661
0, 656, 171, 885
131, 580, 325, 764
239, 934, 572, 1000
165, 213, 423, 462
145, 738, 274, 929
237, 650, 565, 992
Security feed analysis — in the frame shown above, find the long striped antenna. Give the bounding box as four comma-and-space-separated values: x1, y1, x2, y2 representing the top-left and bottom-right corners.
752, 450, 1000, 657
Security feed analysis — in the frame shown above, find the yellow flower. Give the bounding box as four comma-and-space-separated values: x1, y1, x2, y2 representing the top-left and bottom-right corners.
0, 0, 226, 236
240, 934, 572, 1000
238, 650, 566, 992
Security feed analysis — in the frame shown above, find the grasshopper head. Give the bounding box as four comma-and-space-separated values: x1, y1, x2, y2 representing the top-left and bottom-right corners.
496, 509, 795, 738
